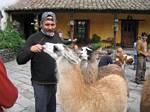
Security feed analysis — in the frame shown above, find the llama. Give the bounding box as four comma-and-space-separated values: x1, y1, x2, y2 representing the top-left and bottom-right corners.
140, 73, 150, 112
79, 47, 125, 83
80, 47, 99, 84
79, 47, 129, 96
43, 43, 128, 112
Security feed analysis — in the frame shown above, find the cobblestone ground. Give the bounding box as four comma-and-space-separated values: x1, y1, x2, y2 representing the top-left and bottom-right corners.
3, 58, 150, 112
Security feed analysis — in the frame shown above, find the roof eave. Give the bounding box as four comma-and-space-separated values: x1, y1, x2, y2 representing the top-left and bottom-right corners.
5, 8, 150, 14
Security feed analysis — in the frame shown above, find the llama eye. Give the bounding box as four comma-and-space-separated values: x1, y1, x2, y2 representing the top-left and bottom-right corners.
54, 45, 59, 52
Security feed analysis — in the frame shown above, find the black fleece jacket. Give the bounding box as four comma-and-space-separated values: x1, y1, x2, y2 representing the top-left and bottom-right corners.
16, 31, 65, 84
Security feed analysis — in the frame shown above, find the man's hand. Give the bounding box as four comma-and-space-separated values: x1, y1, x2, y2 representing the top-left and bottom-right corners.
72, 38, 77, 42
30, 44, 43, 53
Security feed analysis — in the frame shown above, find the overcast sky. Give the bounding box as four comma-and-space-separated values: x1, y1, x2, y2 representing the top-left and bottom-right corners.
0, 0, 18, 10
0, 0, 18, 30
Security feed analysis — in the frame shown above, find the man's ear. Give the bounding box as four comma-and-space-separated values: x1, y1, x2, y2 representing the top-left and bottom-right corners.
39, 22, 43, 28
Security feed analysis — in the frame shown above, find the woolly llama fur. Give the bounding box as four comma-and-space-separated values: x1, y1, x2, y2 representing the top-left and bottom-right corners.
43, 43, 128, 112
98, 64, 125, 79
80, 52, 99, 84
140, 73, 150, 112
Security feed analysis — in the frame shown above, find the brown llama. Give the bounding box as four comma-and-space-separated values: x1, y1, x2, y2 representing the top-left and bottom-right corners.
43, 43, 128, 112
140, 73, 150, 112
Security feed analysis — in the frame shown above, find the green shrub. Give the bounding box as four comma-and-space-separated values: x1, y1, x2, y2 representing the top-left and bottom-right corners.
90, 34, 102, 49
91, 42, 101, 50
91, 34, 101, 43
0, 23, 25, 52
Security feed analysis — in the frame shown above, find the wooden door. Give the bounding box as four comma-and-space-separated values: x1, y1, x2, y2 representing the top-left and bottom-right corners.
121, 20, 138, 48
74, 20, 89, 45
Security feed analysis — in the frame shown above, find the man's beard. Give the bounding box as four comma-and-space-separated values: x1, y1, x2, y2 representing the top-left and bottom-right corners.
41, 29, 55, 36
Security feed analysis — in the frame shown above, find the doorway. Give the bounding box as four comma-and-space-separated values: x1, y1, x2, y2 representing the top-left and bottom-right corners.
74, 20, 89, 45
121, 20, 139, 48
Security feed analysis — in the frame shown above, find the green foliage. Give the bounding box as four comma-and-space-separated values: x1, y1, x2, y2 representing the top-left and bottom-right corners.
0, 23, 25, 52
90, 34, 102, 49
91, 42, 101, 50
91, 34, 101, 43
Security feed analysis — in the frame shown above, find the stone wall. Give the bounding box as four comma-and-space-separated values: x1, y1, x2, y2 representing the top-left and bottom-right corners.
0, 49, 16, 62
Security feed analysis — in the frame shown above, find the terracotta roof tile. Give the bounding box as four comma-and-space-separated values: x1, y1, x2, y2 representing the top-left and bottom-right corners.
5, 0, 150, 11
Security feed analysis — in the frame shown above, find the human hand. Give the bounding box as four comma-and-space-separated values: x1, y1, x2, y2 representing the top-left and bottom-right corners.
30, 44, 43, 53
73, 38, 77, 42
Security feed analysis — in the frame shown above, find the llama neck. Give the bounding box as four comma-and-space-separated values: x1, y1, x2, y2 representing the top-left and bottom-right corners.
56, 57, 87, 100
88, 60, 98, 79
80, 58, 98, 84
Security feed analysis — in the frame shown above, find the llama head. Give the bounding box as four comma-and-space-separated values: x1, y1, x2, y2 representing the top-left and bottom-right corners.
79, 47, 93, 60
43, 42, 80, 64
43, 42, 59, 59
